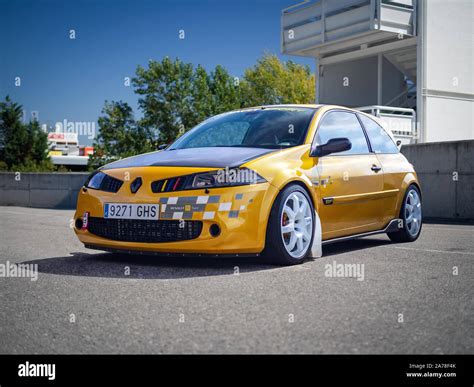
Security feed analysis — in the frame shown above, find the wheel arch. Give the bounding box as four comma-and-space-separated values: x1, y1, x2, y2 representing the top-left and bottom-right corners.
270, 175, 320, 214
283, 179, 317, 210
396, 174, 422, 216
262, 178, 322, 258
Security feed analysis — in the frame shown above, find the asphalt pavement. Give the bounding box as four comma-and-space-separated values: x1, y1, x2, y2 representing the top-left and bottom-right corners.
0, 206, 472, 354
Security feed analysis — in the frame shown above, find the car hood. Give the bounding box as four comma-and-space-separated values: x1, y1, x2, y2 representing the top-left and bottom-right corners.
101, 147, 277, 170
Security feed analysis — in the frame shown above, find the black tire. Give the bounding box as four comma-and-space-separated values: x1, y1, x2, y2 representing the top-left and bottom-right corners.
388, 184, 422, 243
262, 184, 315, 265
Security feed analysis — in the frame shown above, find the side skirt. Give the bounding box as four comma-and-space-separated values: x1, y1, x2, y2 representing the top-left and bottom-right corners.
322, 219, 402, 246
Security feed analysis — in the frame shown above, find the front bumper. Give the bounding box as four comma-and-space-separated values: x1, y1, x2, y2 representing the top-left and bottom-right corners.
74, 181, 278, 254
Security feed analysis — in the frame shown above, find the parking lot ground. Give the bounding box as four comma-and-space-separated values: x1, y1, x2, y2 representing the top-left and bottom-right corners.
0, 206, 472, 354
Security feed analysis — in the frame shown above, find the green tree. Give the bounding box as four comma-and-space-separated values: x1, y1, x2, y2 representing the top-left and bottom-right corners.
209, 65, 242, 114
191, 64, 213, 124
26, 120, 50, 165
0, 96, 51, 171
241, 53, 315, 106
133, 58, 245, 145
133, 57, 196, 145
89, 100, 153, 169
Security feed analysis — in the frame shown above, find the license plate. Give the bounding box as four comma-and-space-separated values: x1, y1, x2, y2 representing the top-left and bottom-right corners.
104, 203, 159, 220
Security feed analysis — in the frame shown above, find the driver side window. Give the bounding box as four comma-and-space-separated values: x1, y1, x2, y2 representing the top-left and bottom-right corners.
315, 111, 370, 155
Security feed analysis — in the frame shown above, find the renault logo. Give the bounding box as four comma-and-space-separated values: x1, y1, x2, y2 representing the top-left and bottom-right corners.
130, 177, 142, 193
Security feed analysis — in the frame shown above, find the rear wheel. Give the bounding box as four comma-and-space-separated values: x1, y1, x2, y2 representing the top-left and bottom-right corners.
388, 184, 422, 242
263, 185, 315, 265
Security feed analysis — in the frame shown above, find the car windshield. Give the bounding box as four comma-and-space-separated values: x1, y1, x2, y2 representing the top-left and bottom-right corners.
169, 107, 317, 150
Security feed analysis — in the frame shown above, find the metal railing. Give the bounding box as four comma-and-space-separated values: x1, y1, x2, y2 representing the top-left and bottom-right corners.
357, 105, 417, 142
281, 0, 416, 55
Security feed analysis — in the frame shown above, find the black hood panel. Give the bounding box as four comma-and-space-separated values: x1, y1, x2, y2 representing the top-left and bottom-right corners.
102, 147, 275, 170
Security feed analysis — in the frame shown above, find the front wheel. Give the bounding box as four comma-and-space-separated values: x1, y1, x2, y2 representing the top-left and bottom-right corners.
388, 184, 422, 243
263, 185, 315, 265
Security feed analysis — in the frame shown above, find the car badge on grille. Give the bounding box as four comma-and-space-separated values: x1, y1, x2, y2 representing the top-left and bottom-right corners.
130, 177, 142, 193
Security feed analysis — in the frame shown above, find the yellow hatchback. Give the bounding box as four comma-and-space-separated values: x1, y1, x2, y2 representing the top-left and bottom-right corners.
74, 105, 422, 265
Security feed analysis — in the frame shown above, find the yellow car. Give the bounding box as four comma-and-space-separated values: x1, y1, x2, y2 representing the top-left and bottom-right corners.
74, 104, 422, 265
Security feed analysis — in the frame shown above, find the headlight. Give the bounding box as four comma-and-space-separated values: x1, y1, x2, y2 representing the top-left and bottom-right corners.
84, 171, 124, 193
85, 171, 106, 189
187, 168, 266, 189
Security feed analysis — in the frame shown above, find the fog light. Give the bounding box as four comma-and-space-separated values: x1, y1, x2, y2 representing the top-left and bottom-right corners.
75, 218, 83, 230
209, 224, 221, 237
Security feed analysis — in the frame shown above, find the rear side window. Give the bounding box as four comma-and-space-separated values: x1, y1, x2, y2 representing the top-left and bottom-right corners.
358, 114, 398, 154
315, 111, 370, 155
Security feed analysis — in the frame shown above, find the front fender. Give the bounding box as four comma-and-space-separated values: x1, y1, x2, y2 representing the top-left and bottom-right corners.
245, 145, 320, 213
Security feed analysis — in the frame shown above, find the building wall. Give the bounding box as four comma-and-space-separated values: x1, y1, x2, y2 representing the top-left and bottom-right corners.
421, 0, 474, 142
319, 56, 405, 107
425, 98, 474, 142
382, 57, 408, 106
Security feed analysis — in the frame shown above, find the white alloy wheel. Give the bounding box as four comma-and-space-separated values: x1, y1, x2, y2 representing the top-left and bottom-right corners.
405, 188, 422, 237
280, 192, 313, 259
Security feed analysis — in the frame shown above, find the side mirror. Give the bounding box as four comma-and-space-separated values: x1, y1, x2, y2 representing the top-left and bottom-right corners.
311, 138, 352, 157
157, 144, 168, 150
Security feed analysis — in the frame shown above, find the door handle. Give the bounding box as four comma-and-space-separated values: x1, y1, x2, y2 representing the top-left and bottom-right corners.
371, 165, 382, 172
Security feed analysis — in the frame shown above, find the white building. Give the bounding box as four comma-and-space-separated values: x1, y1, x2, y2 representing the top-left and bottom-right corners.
281, 0, 474, 143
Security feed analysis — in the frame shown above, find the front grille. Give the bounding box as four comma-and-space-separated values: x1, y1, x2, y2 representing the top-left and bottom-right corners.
87, 217, 202, 243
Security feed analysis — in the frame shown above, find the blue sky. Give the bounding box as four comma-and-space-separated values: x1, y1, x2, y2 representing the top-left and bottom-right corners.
0, 0, 314, 145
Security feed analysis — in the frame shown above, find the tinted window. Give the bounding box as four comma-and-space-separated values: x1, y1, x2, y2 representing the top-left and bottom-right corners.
315, 111, 370, 155
170, 108, 316, 149
358, 114, 398, 154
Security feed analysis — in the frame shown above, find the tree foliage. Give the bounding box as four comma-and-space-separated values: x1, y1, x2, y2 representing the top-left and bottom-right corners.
133, 57, 195, 145
132, 58, 243, 145
0, 96, 52, 171
241, 53, 315, 106
209, 65, 241, 114
89, 100, 153, 170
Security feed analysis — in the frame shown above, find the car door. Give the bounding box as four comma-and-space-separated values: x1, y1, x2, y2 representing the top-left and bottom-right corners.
313, 110, 385, 240
357, 113, 409, 226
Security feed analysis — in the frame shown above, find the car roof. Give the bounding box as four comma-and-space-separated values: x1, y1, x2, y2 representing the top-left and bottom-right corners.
238, 103, 372, 112
238, 104, 324, 110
